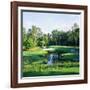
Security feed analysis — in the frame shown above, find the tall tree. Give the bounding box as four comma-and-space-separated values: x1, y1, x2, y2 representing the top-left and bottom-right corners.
71, 23, 79, 46
52, 30, 59, 45
23, 27, 29, 50
27, 25, 42, 48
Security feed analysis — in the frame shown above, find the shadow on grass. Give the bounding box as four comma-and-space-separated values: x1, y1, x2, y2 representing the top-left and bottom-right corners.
23, 55, 47, 64
23, 71, 79, 77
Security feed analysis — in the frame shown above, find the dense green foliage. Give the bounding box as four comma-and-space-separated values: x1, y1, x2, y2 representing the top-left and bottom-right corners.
23, 23, 79, 50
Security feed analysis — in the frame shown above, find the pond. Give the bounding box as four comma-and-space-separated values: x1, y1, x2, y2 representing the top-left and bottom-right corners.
43, 47, 79, 65
47, 53, 59, 65
43, 48, 59, 65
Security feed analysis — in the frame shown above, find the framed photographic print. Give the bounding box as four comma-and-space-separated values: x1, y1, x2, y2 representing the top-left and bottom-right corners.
11, 1, 88, 88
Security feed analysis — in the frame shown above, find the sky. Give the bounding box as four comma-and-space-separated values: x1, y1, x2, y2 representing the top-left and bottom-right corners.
22, 11, 81, 34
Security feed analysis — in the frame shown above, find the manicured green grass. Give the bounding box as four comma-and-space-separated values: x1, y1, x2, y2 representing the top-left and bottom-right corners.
61, 53, 79, 61
48, 45, 79, 53
22, 46, 79, 77
23, 47, 48, 56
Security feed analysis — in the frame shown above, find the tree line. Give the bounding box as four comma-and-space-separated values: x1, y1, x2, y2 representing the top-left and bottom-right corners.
23, 23, 79, 50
